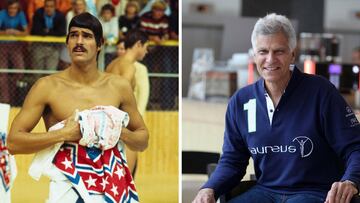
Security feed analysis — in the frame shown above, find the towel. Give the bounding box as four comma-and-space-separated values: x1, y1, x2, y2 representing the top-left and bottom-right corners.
0, 103, 16, 203
29, 106, 138, 203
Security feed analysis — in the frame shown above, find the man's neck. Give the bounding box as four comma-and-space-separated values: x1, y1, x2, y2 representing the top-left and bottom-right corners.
265, 71, 291, 107
123, 51, 137, 64
67, 63, 100, 85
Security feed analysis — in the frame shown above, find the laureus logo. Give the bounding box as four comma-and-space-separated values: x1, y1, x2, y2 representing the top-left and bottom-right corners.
292, 136, 313, 158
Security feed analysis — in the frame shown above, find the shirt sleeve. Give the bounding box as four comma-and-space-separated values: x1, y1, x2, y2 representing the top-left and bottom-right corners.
321, 87, 360, 189
202, 96, 250, 199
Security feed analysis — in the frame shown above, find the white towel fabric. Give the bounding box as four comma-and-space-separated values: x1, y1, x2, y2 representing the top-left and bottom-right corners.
78, 106, 129, 150
28, 106, 130, 202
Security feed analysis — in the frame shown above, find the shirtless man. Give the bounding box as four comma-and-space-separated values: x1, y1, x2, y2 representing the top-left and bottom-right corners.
106, 30, 148, 90
7, 12, 148, 201
106, 30, 149, 176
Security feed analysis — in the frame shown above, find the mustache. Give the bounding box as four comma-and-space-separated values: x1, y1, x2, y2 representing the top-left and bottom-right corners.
72, 45, 87, 52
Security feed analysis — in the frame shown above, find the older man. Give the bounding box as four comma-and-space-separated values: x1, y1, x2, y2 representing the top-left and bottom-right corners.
193, 13, 360, 203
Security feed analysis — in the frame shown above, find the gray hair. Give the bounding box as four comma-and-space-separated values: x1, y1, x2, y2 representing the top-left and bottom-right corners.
251, 13, 296, 51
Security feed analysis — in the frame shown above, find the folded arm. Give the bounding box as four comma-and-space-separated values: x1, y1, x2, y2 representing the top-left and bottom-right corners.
7, 78, 81, 154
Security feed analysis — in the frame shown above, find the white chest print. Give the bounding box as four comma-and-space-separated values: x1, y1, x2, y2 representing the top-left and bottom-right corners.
244, 99, 257, 133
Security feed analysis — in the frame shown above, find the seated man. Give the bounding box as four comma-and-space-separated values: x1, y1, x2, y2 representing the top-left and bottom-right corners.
193, 13, 360, 203
30, 0, 66, 70
8, 12, 148, 202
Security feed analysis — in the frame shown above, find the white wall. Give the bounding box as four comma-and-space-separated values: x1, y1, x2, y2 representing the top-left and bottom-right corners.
324, 0, 360, 32
182, 0, 241, 17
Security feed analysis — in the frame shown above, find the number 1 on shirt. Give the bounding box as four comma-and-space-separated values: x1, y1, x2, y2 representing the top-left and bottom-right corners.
244, 99, 256, 133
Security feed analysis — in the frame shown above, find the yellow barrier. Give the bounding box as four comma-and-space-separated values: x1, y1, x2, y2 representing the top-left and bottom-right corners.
8, 108, 178, 203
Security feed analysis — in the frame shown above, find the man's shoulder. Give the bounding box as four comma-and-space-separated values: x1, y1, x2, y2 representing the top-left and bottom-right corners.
102, 72, 130, 87
29, 75, 59, 96
301, 72, 335, 91
108, 58, 135, 72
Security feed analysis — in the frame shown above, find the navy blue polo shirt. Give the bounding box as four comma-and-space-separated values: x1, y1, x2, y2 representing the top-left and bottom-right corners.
203, 67, 360, 199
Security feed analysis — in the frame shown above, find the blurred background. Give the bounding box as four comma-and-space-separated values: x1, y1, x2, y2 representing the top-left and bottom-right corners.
182, 0, 360, 202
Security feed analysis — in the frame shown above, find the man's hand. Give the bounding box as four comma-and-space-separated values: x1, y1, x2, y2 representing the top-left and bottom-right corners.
62, 109, 82, 142
192, 188, 216, 203
325, 180, 358, 203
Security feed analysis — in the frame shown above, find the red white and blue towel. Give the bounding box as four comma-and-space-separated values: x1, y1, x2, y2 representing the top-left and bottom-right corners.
29, 106, 138, 203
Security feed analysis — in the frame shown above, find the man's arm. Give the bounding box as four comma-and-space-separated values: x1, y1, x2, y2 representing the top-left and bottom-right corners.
7, 77, 81, 154
118, 80, 149, 151
194, 96, 250, 202
321, 89, 360, 203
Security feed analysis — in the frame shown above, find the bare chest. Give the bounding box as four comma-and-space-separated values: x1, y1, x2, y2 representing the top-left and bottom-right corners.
43, 86, 121, 127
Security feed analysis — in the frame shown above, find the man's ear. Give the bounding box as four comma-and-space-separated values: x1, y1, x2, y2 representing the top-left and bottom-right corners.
291, 51, 295, 63
135, 40, 143, 48
97, 37, 105, 51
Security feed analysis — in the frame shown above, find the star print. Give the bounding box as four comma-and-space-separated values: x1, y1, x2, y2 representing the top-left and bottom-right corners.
110, 184, 118, 196
85, 175, 97, 188
114, 166, 124, 180
61, 157, 72, 169
100, 177, 109, 190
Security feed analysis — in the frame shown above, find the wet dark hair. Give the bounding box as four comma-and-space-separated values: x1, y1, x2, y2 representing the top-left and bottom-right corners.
66, 12, 104, 48
124, 29, 148, 49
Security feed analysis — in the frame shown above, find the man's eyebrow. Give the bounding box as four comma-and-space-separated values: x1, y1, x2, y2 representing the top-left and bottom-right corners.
82, 31, 94, 36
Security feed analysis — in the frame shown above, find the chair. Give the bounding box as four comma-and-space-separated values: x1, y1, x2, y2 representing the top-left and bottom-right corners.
182, 151, 220, 203
207, 163, 360, 203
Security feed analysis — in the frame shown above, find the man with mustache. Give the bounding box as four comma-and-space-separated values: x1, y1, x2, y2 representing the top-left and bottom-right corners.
193, 13, 360, 203
7, 12, 148, 202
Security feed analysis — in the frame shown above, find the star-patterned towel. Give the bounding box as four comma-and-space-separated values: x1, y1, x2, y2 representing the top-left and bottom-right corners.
29, 106, 138, 202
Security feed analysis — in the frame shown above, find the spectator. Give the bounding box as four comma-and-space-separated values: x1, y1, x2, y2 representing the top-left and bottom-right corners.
99, 3, 119, 68
30, 0, 66, 70
0, 0, 28, 103
118, 1, 140, 40
28, 0, 72, 29
138, 0, 171, 17
96, 0, 128, 17
139, 0, 169, 44
0, 0, 26, 16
